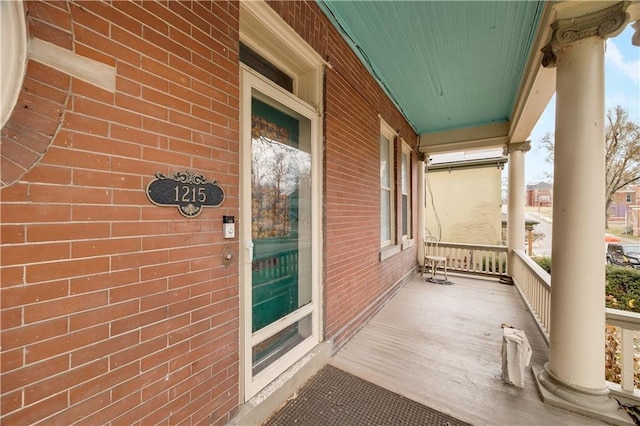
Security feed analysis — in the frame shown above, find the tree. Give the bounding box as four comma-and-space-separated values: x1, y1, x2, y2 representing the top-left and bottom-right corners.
541, 105, 640, 228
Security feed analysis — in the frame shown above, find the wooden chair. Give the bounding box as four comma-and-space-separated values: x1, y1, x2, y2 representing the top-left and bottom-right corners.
423, 235, 448, 280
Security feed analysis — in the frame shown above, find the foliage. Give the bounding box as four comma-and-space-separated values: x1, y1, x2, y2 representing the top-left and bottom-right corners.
532, 256, 551, 273
480, 256, 506, 273
605, 265, 640, 313
540, 105, 640, 228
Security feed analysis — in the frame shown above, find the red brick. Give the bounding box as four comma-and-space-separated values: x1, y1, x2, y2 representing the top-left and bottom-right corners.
73, 43, 117, 67
113, 363, 164, 402
112, 25, 168, 64
70, 329, 139, 367
27, 222, 110, 243
112, 220, 170, 237
0, 389, 22, 416
27, 1, 72, 31
26, 324, 109, 364
74, 24, 140, 65
72, 169, 143, 190
72, 131, 142, 157
29, 19, 73, 50
1, 307, 22, 330
69, 362, 139, 404
1, 202, 71, 223
62, 112, 109, 135
140, 312, 189, 341
114, 391, 170, 426
140, 340, 189, 372
28, 184, 112, 204
74, 96, 142, 128
25, 358, 109, 405
0, 266, 23, 288
1, 354, 68, 393
1, 279, 68, 309
70, 269, 139, 295
20, 164, 73, 185
111, 307, 168, 337
23, 290, 108, 323
111, 250, 169, 272
110, 335, 166, 369
0, 225, 25, 244
140, 260, 190, 282
71, 236, 141, 258
0, 392, 68, 425
0, 158, 26, 186
42, 390, 110, 426
77, 391, 141, 426
77, 1, 142, 37
0, 137, 43, 170
69, 2, 108, 35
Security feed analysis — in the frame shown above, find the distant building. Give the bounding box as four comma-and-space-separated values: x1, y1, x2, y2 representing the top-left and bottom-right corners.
526, 182, 553, 207
426, 150, 507, 245
609, 185, 638, 221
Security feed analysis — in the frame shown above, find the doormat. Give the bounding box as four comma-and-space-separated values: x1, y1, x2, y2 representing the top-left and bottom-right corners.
263, 364, 471, 426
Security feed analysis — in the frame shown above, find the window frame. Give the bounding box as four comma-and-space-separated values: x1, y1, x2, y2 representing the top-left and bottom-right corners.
401, 141, 412, 241
380, 119, 396, 249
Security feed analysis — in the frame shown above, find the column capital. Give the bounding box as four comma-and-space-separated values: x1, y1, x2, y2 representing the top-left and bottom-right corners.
504, 141, 531, 156
542, 1, 630, 68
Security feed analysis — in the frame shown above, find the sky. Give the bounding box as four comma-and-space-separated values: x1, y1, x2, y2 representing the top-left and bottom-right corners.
517, 25, 640, 184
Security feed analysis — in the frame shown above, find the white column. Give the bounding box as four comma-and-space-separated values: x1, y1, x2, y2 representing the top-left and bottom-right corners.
506, 142, 530, 277
535, 3, 630, 422
417, 157, 426, 267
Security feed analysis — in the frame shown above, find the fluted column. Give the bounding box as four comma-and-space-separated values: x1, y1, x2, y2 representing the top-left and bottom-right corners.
534, 3, 632, 423
506, 141, 530, 278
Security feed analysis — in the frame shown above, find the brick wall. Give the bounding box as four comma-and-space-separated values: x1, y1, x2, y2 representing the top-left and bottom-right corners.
1, 0, 420, 424
1, 1, 240, 424
272, 1, 420, 350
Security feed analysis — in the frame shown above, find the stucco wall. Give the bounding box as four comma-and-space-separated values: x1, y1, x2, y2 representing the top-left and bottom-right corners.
425, 166, 502, 245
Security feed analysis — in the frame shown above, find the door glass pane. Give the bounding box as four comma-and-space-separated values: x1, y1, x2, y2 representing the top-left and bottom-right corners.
251, 95, 312, 335
252, 314, 312, 376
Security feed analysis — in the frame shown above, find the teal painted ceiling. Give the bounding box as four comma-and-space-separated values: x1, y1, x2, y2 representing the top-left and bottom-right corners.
317, 1, 544, 135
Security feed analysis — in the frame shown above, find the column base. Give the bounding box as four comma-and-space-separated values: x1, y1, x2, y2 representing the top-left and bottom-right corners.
532, 363, 633, 425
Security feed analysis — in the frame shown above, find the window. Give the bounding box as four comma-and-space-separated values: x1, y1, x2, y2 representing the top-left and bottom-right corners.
401, 142, 412, 240
627, 194, 632, 203
380, 120, 395, 247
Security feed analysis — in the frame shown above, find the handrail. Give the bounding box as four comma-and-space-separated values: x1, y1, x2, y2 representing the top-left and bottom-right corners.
605, 308, 640, 397
509, 248, 640, 396
436, 242, 507, 278
510, 249, 550, 345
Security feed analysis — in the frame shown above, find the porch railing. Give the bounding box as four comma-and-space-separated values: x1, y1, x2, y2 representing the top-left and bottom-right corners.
509, 249, 640, 396
436, 242, 507, 278
511, 249, 550, 344
605, 308, 640, 399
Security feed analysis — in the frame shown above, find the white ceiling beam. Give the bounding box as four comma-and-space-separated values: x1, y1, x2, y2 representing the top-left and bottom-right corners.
418, 122, 509, 155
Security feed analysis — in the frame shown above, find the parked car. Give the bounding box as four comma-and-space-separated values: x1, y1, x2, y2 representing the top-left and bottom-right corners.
606, 243, 640, 269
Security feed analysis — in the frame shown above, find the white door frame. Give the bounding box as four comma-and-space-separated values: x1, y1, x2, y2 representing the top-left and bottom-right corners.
239, 66, 322, 400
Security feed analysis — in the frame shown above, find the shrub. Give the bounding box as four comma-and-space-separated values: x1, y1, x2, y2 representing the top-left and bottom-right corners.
605, 265, 640, 313
532, 256, 551, 274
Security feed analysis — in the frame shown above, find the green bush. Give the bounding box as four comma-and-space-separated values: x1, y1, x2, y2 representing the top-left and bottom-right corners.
530, 258, 640, 313
606, 265, 640, 313
532, 256, 551, 273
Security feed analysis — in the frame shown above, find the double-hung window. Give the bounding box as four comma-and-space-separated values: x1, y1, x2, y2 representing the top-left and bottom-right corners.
380, 120, 395, 247
401, 142, 412, 240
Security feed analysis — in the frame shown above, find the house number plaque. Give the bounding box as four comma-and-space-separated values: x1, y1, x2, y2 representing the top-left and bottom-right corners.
146, 171, 224, 218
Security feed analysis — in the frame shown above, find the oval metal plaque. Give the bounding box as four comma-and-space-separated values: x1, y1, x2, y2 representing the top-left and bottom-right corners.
146, 171, 224, 218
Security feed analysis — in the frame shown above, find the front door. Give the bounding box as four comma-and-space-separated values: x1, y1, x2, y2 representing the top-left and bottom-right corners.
241, 68, 319, 398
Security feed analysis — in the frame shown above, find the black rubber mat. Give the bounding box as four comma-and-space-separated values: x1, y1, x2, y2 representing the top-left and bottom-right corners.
263, 365, 471, 426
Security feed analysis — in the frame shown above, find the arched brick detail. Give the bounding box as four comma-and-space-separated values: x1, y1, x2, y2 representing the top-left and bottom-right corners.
0, 1, 71, 187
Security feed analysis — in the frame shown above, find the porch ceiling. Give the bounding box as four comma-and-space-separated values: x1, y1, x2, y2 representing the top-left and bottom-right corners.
316, 0, 552, 153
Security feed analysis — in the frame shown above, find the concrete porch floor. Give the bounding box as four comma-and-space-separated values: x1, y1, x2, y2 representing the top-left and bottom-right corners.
330, 273, 609, 425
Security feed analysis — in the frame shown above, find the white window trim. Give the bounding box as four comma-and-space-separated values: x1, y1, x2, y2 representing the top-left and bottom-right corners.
380, 119, 396, 249
401, 141, 412, 242
239, 1, 324, 403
